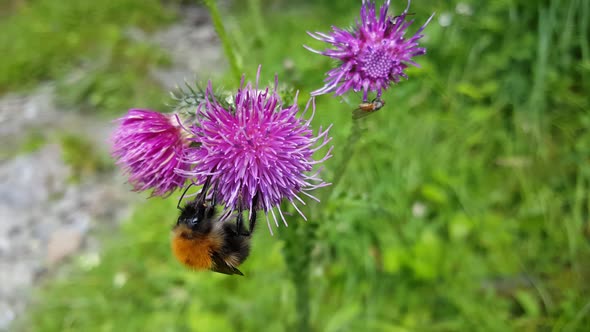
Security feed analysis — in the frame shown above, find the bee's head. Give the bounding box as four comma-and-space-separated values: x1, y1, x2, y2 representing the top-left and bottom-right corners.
177, 203, 202, 226
176, 199, 216, 235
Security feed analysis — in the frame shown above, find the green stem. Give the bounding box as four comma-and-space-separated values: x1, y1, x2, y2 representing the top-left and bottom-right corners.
247, 0, 266, 43
284, 221, 314, 332
295, 281, 311, 332
293, 224, 315, 332
202, 0, 242, 82
314, 119, 364, 218
283, 118, 365, 332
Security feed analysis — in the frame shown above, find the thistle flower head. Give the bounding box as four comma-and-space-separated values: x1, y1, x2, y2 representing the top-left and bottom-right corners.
182, 67, 333, 232
111, 109, 189, 197
305, 0, 434, 101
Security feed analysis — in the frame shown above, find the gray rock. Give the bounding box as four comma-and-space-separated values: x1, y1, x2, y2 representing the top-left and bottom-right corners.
0, 4, 222, 330
0, 114, 137, 331
46, 227, 85, 266
150, 6, 226, 90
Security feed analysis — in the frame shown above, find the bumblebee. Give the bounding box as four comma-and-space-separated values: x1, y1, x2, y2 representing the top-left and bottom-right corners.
171, 178, 257, 276
352, 98, 385, 119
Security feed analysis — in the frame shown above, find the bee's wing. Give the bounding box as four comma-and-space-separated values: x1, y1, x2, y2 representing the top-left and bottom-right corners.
211, 252, 245, 276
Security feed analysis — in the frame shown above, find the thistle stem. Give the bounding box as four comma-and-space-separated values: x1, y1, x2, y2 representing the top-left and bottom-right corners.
202, 0, 242, 82
247, 0, 266, 43
284, 220, 314, 332
318, 119, 363, 205
285, 119, 365, 332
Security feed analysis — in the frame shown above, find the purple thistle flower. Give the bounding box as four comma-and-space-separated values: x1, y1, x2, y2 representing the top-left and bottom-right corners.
305, 0, 434, 102
111, 109, 189, 197
181, 66, 333, 233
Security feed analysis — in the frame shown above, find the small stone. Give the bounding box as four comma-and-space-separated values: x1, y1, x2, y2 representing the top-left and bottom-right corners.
46, 227, 84, 267
0, 301, 15, 331
113, 272, 127, 288
283, 58, 295, 71
78, 252, 101, 270
0, 261, 35, 289
412, 201, 428, 218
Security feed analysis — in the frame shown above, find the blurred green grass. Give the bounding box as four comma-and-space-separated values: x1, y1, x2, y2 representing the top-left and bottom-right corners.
0, 0, 174, 113
7, 0, 590, 331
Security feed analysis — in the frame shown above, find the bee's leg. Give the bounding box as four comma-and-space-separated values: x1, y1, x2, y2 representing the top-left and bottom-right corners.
205, 203, 215, 218
236, 211, 245, 236
198, 176, 213, 202
248, 209, 257, 235
248, 194, 259, 235
205, 182, 219, 218
235, 211, 255, 237
210, 190, 217, 206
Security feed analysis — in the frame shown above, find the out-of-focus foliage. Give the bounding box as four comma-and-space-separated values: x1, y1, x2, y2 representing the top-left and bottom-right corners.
59, 133, 114, 182
10, 0, 590, 331
0, 0, 174, 113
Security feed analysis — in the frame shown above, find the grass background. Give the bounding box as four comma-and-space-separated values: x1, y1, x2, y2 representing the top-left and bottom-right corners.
3, 0, 590, 331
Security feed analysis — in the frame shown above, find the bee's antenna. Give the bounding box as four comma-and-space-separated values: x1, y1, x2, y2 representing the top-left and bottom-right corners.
177, 182, 195, 210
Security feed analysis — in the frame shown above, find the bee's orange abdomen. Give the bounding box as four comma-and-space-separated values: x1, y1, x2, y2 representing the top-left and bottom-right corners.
171, 225, 221, 270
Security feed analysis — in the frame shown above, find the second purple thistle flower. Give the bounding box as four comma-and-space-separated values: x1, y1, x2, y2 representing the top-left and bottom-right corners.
111, 109, 189, 197
305, 0, 434, 102
182, 67, 333, 232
